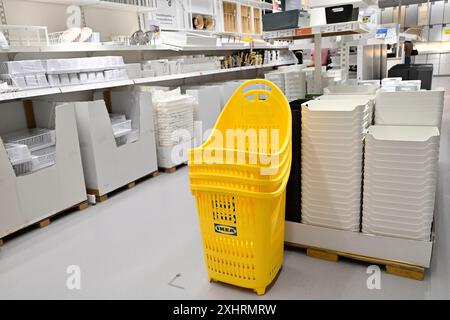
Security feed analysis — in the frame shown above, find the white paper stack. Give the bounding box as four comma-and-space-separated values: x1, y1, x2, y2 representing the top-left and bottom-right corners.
301, 99, 372, 231
375, 89, 445, 128
362, 126, 440, 241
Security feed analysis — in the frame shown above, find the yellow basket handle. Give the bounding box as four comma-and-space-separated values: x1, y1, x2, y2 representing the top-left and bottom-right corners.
237, 79, 285, 102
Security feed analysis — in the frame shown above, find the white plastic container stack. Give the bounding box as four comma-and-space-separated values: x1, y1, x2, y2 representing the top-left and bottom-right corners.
301, 99, 372, 231
0, 60, 48, 89
109, 113, 133, 146
264, 65, 306, 101
152, 88, 195, 168
264, 71, 285, 93
2, 128, 56, 175
362, 126, 440, 241
375, 89, 445, 128
381, 77, 402, 91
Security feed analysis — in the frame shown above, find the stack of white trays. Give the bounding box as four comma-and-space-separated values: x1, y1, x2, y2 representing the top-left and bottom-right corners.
362, 126, 440, 241
375, 89, 445, 128
264, 71, 285, 93
301, 99, 372, 231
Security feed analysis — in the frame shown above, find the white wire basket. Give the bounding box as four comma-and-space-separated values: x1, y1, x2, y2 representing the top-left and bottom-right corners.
0, 25, 49, 47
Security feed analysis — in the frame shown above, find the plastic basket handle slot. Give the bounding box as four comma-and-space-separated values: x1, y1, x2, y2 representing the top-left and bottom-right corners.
238, 79, 283, 103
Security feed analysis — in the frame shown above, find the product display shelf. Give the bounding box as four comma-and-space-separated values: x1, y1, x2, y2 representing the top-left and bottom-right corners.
0, 43, 289, 53
285, 221, 433, 280
263, 21, 371, 41
25, 0, 157, 13
0, 61, 295, 103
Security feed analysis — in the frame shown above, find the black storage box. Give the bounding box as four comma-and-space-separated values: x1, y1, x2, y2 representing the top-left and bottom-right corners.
388, 64, 433, 90
263, 10, 300, 31
285, 99, 309, 223
325, 5, 354, 24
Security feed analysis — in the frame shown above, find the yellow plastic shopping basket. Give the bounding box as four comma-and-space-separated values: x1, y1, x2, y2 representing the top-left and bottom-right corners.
191, 173, 289, 295
189, 79, 292, 295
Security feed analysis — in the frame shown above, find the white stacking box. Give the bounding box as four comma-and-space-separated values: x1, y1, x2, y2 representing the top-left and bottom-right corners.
0, 103, 87, 240
152, 88, 195, 168
184, 86, 222, 146
301, 99, 373, 232
375, 89, 445, 127
265, 65, 306, 102
74, 90, 158, 196
362, 126, 440, 241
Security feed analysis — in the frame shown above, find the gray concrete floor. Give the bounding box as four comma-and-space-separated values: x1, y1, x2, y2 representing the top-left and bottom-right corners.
0, 78, 449, 300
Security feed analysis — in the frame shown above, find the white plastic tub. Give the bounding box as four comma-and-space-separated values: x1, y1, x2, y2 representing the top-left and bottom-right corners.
3, 128, 56, 152
302, 215, 360, 231
31, 146, 56, 171
4, 143, 32, 165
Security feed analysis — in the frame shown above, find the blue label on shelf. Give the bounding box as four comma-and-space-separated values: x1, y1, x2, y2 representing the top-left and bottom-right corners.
214, 224, 237, 236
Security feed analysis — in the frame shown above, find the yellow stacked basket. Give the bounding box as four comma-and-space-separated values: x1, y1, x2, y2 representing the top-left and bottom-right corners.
188, 79, 292, 295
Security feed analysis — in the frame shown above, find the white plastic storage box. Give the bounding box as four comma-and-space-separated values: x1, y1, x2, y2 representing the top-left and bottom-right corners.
74, 89, 158, 196
0, 103, 87, 240
375, 89, 445, 127
184, 85, 222, 146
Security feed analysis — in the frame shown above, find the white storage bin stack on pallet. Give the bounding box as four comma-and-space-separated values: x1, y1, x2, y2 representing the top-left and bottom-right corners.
2, 128, 56, 175
375, 89, 445, 128
0, 103, 87, 243
301, 99, 372, 231
265, 65, 306, 102
0, 60, 48, 90
183, 86, 222, 146
363, 126, 440, 241
152, 88, 195, 170
74, 89, 158, 201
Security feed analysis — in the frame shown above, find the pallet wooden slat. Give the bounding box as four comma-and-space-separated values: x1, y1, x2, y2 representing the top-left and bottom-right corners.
87, 170, 159, 202
287, 243, 426, 281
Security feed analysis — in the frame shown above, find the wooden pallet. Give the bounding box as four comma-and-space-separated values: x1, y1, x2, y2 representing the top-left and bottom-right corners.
87, 170, 159, 203
286, 243, 425, 281
159, 162, 187, 174
0, 200, 89, 247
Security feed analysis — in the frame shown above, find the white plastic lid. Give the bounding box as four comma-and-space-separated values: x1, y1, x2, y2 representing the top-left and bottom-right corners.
368, 126, 440, 142
302, 99, 368, 112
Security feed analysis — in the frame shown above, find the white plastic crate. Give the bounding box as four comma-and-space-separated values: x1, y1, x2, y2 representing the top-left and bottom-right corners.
111, 119, 132, 138
0, 60, 46, 75
4, 143, 32, 165
2, 128, 56, 152
12, 161, 33, 176
31, 146, 56, 171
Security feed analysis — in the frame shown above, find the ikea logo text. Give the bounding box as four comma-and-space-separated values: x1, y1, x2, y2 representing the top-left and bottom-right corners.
214, 224, 237, 236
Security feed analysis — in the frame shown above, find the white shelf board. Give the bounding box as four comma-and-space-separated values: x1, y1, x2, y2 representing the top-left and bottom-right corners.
24, 0, 156, 12
0, 61, 295, 102
285, 221, 433, 268
0, 43, 288, 54
59, 79, 134, 93
0, 88, 61, 102
227, 0, 272, 10
264, 22, 371, 40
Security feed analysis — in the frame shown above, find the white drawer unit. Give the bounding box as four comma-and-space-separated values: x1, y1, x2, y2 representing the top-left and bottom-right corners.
405, 4, 418, 28
430, 1, 445, 25
439, 53, 450, 75
381, 7, 394, 24
421, 25, 430, 41
414, 54, 428, 64
427, 54, 441, 75
428, 24, 443, 42
418, 3, 430, 26
393, 6, 406, 27
444, 0, 450, 24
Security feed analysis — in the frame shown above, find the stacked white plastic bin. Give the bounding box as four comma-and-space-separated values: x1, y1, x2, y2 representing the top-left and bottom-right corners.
184, 86, 222, 146
152, 88, 195, 169
264, 65, 306, 102
363, 126, 440, 241
375, 89, 445, 128
301, 99, 372, 231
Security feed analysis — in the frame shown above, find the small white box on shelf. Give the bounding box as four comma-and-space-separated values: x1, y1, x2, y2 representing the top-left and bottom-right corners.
0, 103, 87, 240
74, 89, 158, 197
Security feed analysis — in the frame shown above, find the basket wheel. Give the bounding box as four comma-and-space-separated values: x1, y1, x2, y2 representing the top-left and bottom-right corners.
254, 287, 266, 296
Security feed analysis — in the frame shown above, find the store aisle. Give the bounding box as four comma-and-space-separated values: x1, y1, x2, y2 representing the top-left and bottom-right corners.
0, 80, 449, 300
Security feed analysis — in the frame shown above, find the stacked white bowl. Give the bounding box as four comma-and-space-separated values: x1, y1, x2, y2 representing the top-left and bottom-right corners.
362, 126, 440, 241
301, 99, 372, 231
375, 89, 445, 128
